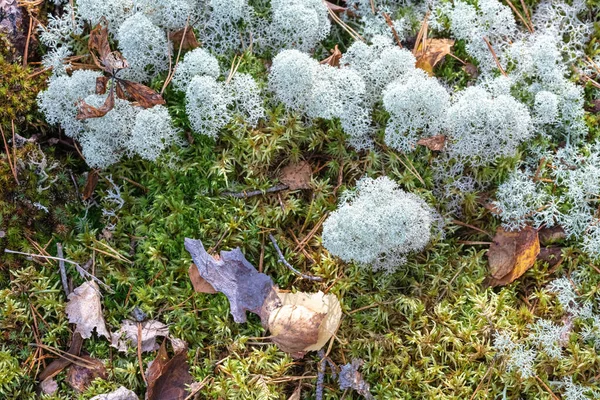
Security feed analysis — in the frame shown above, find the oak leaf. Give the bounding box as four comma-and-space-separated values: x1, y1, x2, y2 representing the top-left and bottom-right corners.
66, 281, 110, 339
488, 226, 540, 286
146, 341, 193, 400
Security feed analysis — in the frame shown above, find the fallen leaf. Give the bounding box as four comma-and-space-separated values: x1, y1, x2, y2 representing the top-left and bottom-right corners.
268, 303, 324, 355
189, 263, 217, 294
288, 384, 302, 400
38, 333, 84, 381
82, 169, 100, 200
320, 45, 342, 67
96, 76, 109, 95
111, 319, 169, 353
537, 247, 563, 268
324, 1, 347, 13
66, 281, 110, 339
338, 359, 373, 399
88, 18, 112, 71
116, 79, 166, 108
67, 356, 107, 392
102, 51, 129, 71
169, 28, 200, 51
76, 86, 115, 120
279, 161, 312, 190
463, 63, 479, 80
39, 378, 58, 395
415, 38, 455, 75
90, 386, 139, 400
417, 135, 446, 151
146, 341, 193, 400
488, 226, 540, 286
184, 238, 281, 323
538, 226, 566, 245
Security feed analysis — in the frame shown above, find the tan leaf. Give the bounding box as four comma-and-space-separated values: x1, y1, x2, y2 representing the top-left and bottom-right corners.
488, 226, 540, 286
169, 28, 200, 51
417, 135, 446, 151
102, 51, 129, 72
288, 385, 302, 400
269, 291, 342, 355
82, 169, 100, 201
110, 319, 169, 353
323, 1, 347, 13
117, 79, 166, 108
67, 356, 107, 393
96, 76, 109, 95
66, 281, 110, 339
415, 38, 455, 75
76, 87, 115, 120
88, 18, 112, 71
279, 160, 312, 190
320, 45, 342, 67
90, 386, 139, 400
146, 341, 193, 400
188, 263, 217, 294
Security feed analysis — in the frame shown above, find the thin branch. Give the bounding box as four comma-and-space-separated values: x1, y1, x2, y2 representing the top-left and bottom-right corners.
57, 243, 69, 297
382, 13, 402, 48
161, 15, 191, 95
23, 15, 34, 67
0, 125, 19, 184
268, 234, 323, 281
504, 0, 533, 33
222, 184, 289, 199
483, 37, 507, 77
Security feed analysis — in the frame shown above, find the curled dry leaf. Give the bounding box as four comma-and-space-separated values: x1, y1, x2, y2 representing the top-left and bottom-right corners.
90, 386, 139, 400
111, 319, 169, 353
417, 135, 446, 151
184, 238, 281, 323
82, 169, 100, 201
269, 291, 342, 356
116, 80, 166, 109
76, 86, 115, 120
88, 18, 112, 71
279, 160, 313, 190
67, 356, 107, 393
146, 341, 193, 400
488, 226, 540, 286
320, 45, 343, 67
169, 28, 200, 51
96, 76, 109, 95
188, 263, 217, 294
415, 38, 455, 75
66, 281, 110, 339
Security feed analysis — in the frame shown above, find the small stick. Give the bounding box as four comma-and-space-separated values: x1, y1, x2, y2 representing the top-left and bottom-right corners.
137, 323, 147, 384
369, 0, 376, 14
483, 37, 507, 77
534, 375, 560, 400
382, 13, 402, 48
120, 176, 149, 192
469, 360, 496, 400
268, 234, 322, 281
504, 0, 533, 33
222, 184, 289, 199
294, 212, 329, 253
0, 125, 18, 184
452, 219, 492, 237
57, 243, 69, 297
518, 0, 532, 29
23, 15, 34, 67
161, 15, 191, 95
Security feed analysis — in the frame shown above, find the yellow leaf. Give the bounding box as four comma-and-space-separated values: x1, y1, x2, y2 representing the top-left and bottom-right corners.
488, 226, 540, 286
415, 38, 455, 76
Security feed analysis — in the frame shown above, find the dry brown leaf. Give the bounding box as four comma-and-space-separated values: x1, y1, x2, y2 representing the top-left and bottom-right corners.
463, 63, 479, 80
537, 247, 563, 268
76, 86, 115, 120
88, 18, 112, 71
488, 226, 540, 286
90, 386, 139, 400
66, 281, 110, 339
110, 319, 169, 353
117, 79, 166, 108
538, 226, 566, 245
279, 161, 312, 190
169, 28, 200, 51
67, 356, 107, 393
96, 76, 109, 95
417, 135, 446, 151
324, 1, 347, 13
82, 169, 100, 201
320, 45, 342, 67
188, 263, 217, 294
146, 341, 193, 400
415, 38, 455, 75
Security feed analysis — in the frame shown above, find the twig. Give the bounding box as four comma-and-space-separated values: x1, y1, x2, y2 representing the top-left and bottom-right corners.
37, 333, 84, 381
120, 176, 149, 192
315, 349, 327, 400
534, 375, 560, 400
348, 300, 396, 315
268, 234, 323, 281
325, 3, 365, 42
369, 0, 376, 14
483, 37, 507, 77
452, 219, 492, 237
469, 360, 496, 400
382, 13, 402, 47
137, 322, 147, 384
504, 0, 533, 33
222, 184, 289, 199
183, 376, 212, 400
294, 212, 329, 253
161, 15, 191, 95
0, 125, 19, 184
23, 15, 34, 67
518, 0, 532, 29
57, 243, 69, 297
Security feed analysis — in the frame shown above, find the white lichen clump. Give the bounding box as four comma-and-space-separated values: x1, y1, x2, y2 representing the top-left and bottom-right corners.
171, 48, 221, 91
322, 176, 433, 272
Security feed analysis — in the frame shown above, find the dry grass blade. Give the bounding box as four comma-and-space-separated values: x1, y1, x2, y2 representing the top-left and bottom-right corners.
0, 125, 19, 184
413, 11, 430, 57
482, 37, 507, 77
161, 15, 191, 94
325, 3, 365, 42
382, 12, 402, 47
504, 0, 533, 33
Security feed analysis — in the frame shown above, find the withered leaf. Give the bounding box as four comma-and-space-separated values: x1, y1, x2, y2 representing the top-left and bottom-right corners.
417, 135, 446, 151
288, 385, 302, 400
324, 1, 347, 13
189, 263, 217, 294
279, 160, 313, 190
88, 18, 112, 71
169, 28, 200, 51
463, 63, 479, 80
66, 281, 110, 339
184, 238, 280, 323
538, 226, 566, 246
116, 79, 166, 109
82, 169, 100, 200
537, 247, 563, 268
76, 87, 115, 120
103, 51, 129, 72
110, 319, 169, 353
320, 45, 342, 67
96, 76, 109, 95
90, 386, 139, 400
488, 226, 540, 286
415, 38, 455, 75
67, 356, 107, 393
146, 341, 193, 400
339, 359, 373, 399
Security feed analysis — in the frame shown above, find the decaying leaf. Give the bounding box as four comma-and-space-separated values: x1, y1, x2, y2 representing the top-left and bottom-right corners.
324, 1, 347, 13
538, 226, 566, 245
338, 359, 373, 399
76, 86, 115, 120
111, 319, 169, 353
96, 76, 109, 95
537, 247, 563, 268
169, 28, 200, 51
39, 378, 58, 395
116, 80, 166, 108
90, 386, 139, 400
488, 226, 540, 286
268, 303, 325, 355
288, 384, 302, 400
66, 281, 110, 339
146, 341, 193, 400
188, 263, 217, 294
82, 169, 100, 200
417, 135, 446, 151
67, 356, 107, 393
279, 160, 313, 190
184, 238, 281, 323
320, 45, 342, 67
88, 18, 112, 71
463, 63, 479, 80
273, 291, 342, 353
415, 38, 455, 75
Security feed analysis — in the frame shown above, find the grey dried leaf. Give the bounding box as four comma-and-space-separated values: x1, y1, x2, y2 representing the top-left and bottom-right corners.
90, 386, 139, 400
184, 238, 280, 323
110, 319, 169, 353
66, 281, 110, 339
39, 378, 58, 395
339, 359, 373, 399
